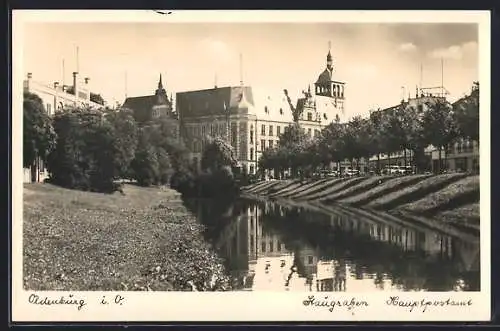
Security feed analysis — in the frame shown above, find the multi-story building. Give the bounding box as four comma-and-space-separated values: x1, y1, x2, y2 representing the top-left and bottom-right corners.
122, 74, 177, 125
433, 85, 480, 173
366, 87, 449, 172
176, 49, 346, 175
23, 71, 106, 183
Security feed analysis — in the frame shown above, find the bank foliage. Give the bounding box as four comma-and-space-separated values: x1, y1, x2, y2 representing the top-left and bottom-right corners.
259, 82, 479, 177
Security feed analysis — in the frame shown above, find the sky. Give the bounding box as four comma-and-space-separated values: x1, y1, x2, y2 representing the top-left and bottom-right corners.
22, 22, 479, 118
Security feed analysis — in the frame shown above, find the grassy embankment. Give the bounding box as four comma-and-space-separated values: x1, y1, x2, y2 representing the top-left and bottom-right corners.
23, 183, 230, 291
242, 173, 480, 230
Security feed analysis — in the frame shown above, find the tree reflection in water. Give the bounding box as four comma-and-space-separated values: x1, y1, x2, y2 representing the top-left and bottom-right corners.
184, 197, 480, 292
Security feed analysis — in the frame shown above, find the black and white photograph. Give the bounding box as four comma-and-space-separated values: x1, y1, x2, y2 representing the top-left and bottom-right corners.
12, 10, 490, 322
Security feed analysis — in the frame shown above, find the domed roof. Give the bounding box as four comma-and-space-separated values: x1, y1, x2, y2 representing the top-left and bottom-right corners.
316, 68, 333, 85
237, 88, 253, 110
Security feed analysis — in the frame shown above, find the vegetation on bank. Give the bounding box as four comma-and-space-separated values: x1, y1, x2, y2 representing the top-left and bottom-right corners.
242, 174, 480, 228
259, 82, 479, 178
24, 91, 247, 198
23, 183, 232, 291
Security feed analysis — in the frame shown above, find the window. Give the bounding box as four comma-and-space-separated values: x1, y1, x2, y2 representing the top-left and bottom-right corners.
250, 148, 254, 160
269, 241, 274, 252
279, 108, 283, 115
314, 129, 320, 137
250, 129, 254, 144
307, 255, 314, 265
269, 125, 273, 136
307, 128, 312, 137
250, 235, 254, 250
39, 158, 45, 173
269, 140, 273, 149
261, 124, 266, 135
277, 126, 281, 136
264, 106, 269, 113
261, 242, 266, 253
307, 112, 312, 121
261, 139, 266, 151
46, 103, 52, 115
249, 164, 254, 174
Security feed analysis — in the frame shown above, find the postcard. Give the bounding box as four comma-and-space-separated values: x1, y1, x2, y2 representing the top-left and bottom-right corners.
12, 9, 491, 322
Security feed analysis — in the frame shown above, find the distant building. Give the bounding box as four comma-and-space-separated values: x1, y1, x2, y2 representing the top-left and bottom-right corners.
366, 88, 449, 172
23, 71, 105, 116
122, 74, 176, 124
176, 49, 346, 176
436, 85, 480, 173
23, 71, 106, 183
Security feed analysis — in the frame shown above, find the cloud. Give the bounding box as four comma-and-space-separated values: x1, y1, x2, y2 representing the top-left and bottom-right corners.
428, 41, 478, 60
398, 42, 417, 52
347, 63, 379, 78
199, 37, 236, 62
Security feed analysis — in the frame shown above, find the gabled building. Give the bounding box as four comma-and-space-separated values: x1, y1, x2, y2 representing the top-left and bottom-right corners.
122, 74, 175, 124
176, 48, 347, 176
23, 71, 107, 183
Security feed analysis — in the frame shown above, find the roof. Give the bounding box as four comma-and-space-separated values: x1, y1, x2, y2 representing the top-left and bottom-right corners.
315, 68, 333, 85
122, 94, 172, 123
177, 86, 295, 122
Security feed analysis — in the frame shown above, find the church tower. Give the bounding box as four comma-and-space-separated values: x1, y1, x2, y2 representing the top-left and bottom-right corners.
152, 73, 172, 119
313, 42, 346, 117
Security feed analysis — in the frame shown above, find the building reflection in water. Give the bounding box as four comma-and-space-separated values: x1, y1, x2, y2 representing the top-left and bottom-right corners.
209, 200, 480, 292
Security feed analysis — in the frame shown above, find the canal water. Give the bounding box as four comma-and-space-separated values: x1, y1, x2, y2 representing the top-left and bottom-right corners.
183, 197, 480, 292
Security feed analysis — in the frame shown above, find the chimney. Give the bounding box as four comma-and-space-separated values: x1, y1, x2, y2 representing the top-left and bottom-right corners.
72, 72, 79, 100
54, 82, 59, 89
25, 72, 33, 90
84, 77, 90, 84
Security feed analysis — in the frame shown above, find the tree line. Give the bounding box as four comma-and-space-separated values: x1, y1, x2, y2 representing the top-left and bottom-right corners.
259, 82, 479, 178
23, 91, 243, 195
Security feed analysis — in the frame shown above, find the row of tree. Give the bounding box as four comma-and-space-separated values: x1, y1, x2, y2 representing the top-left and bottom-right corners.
23, 91, 193, 192
24, 91, 244, 195
259, 83, 479, 177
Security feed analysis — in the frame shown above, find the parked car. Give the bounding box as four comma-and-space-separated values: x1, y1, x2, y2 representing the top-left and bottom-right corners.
383, 165, 404, 175
402, 166, 414, 175
345, 168, 360, 177
320, 170, 339, 177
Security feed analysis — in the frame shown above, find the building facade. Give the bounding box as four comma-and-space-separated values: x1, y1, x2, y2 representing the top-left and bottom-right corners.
23, 71, 106, 183
177, 50, 346, 175
122, 74, 177, 125
365, 88, 449, 173
366, 85, 479, 174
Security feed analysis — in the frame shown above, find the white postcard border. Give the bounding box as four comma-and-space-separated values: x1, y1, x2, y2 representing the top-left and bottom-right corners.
11, 9, 491, 322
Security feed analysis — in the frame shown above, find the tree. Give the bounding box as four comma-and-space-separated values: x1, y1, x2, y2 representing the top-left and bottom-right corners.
23, 92, 56, 182
454, 82, 479, 142
319, 121, 346, 174
200, 137, 239, 174
368, 109, 388, 173
105, 109, 139, 179
278, 123, 311, 178
90, 92, 105, 106
47, 107, 123, 192
283, 89, 302, 122
421, 100, 459, 173
130, 128, 160, 186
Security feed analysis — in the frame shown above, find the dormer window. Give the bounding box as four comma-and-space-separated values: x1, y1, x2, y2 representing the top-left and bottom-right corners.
324, 113, 328, 120
264, 106, 269, 114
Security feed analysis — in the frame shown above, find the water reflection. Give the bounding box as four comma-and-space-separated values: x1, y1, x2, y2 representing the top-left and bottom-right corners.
184, 198, 480, 292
